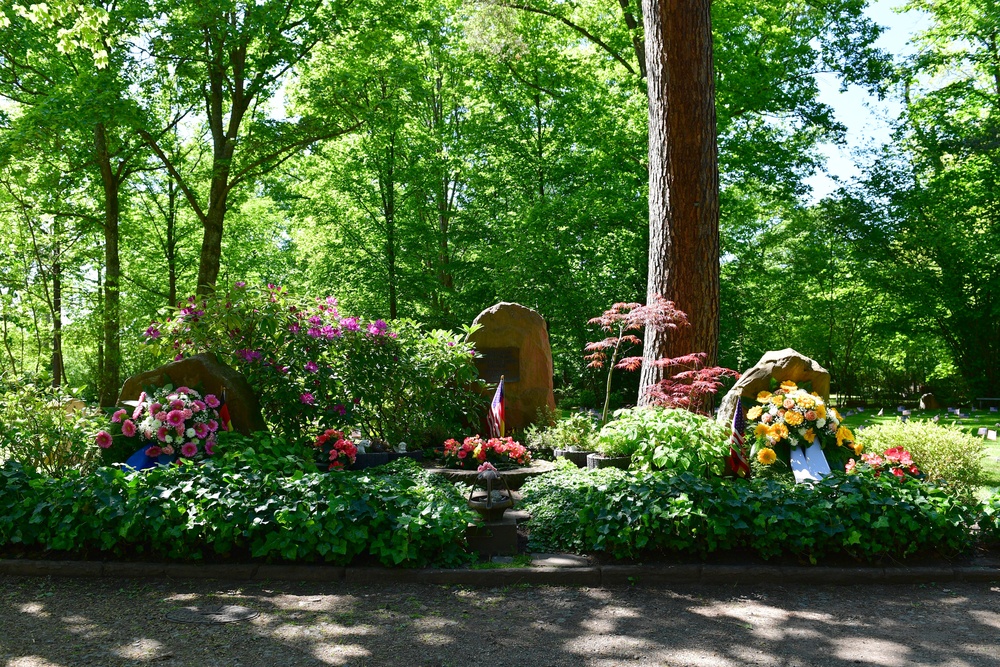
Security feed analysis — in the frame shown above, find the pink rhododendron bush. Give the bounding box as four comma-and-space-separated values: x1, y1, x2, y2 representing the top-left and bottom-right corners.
144, 283, 482, 448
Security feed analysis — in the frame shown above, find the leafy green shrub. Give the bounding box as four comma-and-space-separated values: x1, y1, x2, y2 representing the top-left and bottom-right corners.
856, 421, 984, 500
0, 382, 103, 475
597, 407, 728, 474
148, 283, 482, 447
524, 411, 598, 457
519, 466, 975, 562
0, 457, 475, 567
977, 490, 1000, 546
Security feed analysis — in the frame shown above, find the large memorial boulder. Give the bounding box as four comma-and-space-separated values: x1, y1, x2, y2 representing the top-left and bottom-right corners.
467, 302, 556, 433
118, 353, 267, 435
717, 348, 830, 428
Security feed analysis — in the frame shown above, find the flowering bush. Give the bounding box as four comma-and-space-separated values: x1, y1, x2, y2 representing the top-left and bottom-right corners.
746, 381, 858, 468
96, 384, 222, 462
442, 435, 531, 470
846, 447, 922, 480
146, 283, 482, 446
312, 428, 358, 470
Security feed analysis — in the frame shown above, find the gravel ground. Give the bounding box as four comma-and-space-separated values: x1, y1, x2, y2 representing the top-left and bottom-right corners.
1, 575, 999, 667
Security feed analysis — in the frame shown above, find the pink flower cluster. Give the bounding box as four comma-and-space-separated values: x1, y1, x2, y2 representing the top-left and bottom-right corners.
96, 385, 223, 461
442, 435, 531, 470
313, 428, 358, 470
846, 446, 920, 480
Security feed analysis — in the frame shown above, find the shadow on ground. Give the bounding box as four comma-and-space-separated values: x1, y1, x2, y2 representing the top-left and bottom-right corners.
1, 575, 998, 666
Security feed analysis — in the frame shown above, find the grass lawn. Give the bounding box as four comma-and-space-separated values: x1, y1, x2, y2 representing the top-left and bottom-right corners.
837, 406, 1000, 495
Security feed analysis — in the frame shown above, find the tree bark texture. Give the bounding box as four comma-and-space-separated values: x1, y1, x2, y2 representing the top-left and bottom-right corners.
638, 0, 720, 401
95, 122, 121, 406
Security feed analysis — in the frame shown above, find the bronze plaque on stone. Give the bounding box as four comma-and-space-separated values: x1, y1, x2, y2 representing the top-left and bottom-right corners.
475, 347, 520, 383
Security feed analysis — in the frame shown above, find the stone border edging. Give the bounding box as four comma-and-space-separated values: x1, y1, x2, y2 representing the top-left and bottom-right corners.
1, 558, 997, 586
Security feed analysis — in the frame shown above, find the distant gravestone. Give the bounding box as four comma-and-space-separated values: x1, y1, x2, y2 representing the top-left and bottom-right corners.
468, 302, 556, 433
716, 348, 830, 429
919, 393, 940, 410
979, 428, 988, 436
117, 353, 267, 435
990, 430, 998, 441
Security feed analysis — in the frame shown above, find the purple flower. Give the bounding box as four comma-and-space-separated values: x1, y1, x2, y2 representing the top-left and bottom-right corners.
176, 386, 191, 394
121, 420, 137, 438
194, 423, 210, 439
174, 354, 184, 361
182, 409, 193, 420
326, 296, 338, 307
111, 409, 127, 424
234, 281, 246, 288
309, 315, 323, 326
145, 445, 162, 458
157, 426, 169, 442
333, 404, 346, 416
166, 410, 185, 427
206, 419, 219, 433
191, 400, 206, 412
180, 442, 198, 458
237, 349, 262, 363
368, 320, 389, 336
322, 325, 339, 339
169, 399, 185, 410
205, 395, 220, 409
155, 411, 168, 422
301, 393, 316, 405
144, 325, 161, 340
289, 323, 301, 334
95, 431, 113, 449
305, 361, 319, 373
340, 317, 360, 332
205, 440, 216, 456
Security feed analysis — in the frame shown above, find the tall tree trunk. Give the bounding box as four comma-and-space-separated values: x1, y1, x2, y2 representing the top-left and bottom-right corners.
96, 122, 122, 406
51, 234, 63, 388
383, 136, 398, 320
167, 176, 179, 306
638, 0, 720, 402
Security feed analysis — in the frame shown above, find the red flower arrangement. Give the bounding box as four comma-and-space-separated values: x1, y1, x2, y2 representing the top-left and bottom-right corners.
846, 446, 921, 480
313, 428, 358, 470
442, 435, 531, 470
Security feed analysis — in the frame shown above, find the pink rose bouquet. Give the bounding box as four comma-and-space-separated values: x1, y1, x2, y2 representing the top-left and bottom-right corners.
442, 435, 531, 470
97, 384, 222, 461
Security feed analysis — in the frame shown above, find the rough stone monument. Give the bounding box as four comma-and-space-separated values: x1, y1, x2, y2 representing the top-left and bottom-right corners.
467, 302, 556, 433
118, 353, 267, 435
717, 348, 831, 428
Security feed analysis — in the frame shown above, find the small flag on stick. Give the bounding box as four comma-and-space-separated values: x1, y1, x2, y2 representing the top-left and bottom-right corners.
218, 388, 233, 432
725, 401, 751, 478
487, 377, 505, 438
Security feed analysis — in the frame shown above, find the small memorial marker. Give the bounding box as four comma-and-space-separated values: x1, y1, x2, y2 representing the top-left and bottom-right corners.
989, 430, 998, 441
979, 427, 988, 436
902, 410, 912, 416
877, 408, 884, 416
897, 406, 905, 412
991, 407, 998, 413
857, 407, 864, 412
932, 414, 940, 422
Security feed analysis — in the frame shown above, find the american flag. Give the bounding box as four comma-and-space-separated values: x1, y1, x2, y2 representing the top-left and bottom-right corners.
487, 377, 505, 438
725, 401, 750, 478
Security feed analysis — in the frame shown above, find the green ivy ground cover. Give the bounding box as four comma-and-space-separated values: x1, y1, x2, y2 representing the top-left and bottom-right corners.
0, 458, 475, 568
520, 464, 986, 563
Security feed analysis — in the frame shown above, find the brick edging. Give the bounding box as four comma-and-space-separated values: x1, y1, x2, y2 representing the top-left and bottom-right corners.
1, 558, 997, 585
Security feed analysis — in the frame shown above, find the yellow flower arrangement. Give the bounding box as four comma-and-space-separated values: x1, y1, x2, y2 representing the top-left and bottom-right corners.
757, 447, 777, 465
742, 381, 847, 468
852, 441, 864, 456
836, 425, 855, 448
784, 410, 804, 427
769, 423, 789, 441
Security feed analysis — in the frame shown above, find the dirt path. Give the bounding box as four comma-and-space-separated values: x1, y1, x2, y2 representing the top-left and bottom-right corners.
1, 575, 998, 666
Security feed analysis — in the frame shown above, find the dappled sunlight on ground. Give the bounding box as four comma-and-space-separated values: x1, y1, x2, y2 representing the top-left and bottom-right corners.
1, 576, 1000, 666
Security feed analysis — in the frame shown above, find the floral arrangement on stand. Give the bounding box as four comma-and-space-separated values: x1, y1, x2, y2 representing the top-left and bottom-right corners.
95, 384, 222, 463
846, 447, 922, 480
442, 435, 531, 470
312, 428, 358, 470
746, 380, 860, 470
